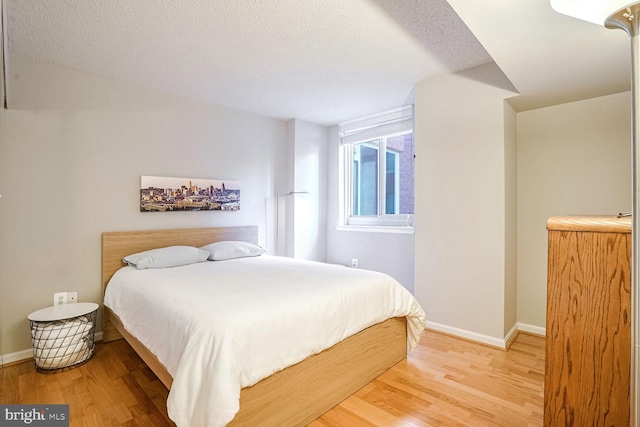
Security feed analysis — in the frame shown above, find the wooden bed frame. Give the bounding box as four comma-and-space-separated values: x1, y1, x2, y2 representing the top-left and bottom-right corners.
102, 226, 407, 426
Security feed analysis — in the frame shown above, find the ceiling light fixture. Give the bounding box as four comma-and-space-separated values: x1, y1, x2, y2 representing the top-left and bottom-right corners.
551, 1, 640, 426
550, 0, 637, 25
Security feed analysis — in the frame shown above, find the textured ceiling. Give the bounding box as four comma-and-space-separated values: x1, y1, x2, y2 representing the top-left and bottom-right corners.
6, 0, 630, 125
448, 0, 630, 111
5, 0, 492, 125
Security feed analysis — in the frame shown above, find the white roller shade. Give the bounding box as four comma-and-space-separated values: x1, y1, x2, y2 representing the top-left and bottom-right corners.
339, 106, 413, 145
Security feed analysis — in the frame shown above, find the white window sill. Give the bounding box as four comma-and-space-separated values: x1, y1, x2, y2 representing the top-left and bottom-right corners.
335, 225, 415, 234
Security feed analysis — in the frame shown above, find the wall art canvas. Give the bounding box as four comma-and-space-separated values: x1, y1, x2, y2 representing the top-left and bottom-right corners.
140, 176, 240, 212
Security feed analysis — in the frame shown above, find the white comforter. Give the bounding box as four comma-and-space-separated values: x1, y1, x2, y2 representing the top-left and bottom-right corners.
104, 255, 426, 427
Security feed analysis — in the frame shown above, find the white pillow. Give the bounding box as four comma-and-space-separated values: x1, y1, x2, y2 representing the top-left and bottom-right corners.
123, 246, 210, 269
200, 241, 265, 261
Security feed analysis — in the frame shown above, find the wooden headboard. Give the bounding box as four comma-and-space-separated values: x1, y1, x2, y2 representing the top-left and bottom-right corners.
102, 225, 258, 341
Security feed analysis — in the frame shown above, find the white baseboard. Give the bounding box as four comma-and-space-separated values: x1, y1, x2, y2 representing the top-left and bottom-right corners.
516, 322, 546, 337
2, 348, 33, 365
425, 321, 545, 350
504, 322, 519, 348
425, 321, 510, 349
2, 331, 104, 366
4, 322, 546, 365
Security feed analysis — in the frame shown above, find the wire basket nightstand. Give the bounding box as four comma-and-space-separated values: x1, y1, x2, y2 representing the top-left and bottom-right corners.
28, 302, 98, 373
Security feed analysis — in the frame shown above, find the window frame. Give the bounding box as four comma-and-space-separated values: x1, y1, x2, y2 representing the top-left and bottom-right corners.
338, 106, 414, 232
350, 139, 380, 217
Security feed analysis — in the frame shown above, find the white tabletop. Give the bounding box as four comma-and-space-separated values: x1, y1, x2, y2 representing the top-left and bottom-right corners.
28, 302, 99, 322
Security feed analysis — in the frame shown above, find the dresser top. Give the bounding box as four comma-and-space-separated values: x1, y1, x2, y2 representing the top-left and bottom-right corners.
547, 215, 631, 233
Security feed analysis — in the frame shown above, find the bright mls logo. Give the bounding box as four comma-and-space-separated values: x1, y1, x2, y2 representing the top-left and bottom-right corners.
0, 405, 69, 426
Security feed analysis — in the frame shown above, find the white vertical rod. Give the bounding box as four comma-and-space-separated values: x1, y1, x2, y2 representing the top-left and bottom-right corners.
606, 5, 640, 425
1, 0, 8, 108
632, 21, 640, 427
627, 15, 640, 427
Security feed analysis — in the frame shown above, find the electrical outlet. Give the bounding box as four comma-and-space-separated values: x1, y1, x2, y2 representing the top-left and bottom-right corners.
68, 291, 78, 303
351, 258, 359, 268
54, 292, 67, 306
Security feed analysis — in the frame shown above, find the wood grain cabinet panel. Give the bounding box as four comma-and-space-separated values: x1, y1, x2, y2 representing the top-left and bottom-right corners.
545, 216, 631, 426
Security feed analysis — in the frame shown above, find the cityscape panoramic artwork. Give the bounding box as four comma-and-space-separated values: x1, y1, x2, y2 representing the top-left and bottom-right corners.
140, 176, 240, 212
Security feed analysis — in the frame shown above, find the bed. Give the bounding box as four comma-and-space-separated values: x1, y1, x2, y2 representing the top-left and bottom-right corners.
102, 226, 426, 427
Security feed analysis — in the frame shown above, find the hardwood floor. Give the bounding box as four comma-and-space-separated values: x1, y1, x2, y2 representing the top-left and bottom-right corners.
1, 339, 173, 426
312, 331, 544, 427
1, 331, 544, 426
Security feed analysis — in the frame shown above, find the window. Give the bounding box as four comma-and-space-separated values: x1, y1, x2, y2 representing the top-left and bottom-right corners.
339, 106, 414, 230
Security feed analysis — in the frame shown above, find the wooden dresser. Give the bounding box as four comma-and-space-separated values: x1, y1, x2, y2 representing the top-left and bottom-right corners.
545, 216, 631, 426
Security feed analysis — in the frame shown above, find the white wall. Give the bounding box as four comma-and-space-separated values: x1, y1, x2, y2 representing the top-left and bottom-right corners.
0, 55, 288, 357
413, 66, 630, 343
4, 53, 629, 362
290, 119, 328, 261
503, 103, 517, 337
326, 126, 415, 293
516, 92, 631, 329
413, 62, 518, 344
278, 119, 328, 261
